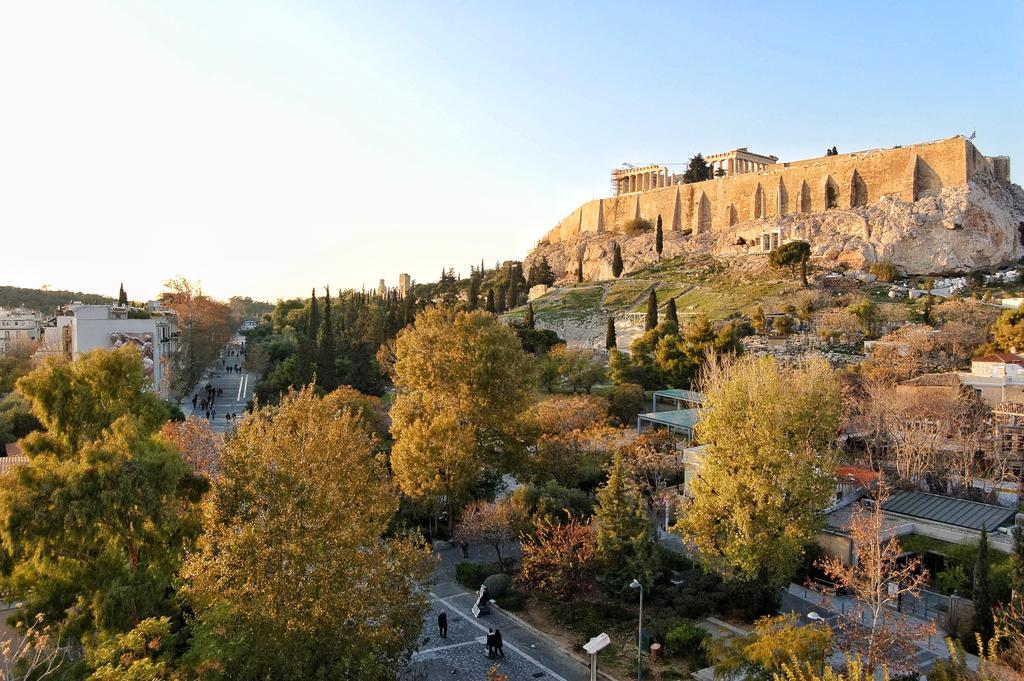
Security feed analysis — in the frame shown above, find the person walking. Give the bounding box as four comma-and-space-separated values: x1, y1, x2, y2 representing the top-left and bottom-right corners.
437, 611, 448, 639
494, 629, 505, 659
460, 540, 470, 559
192, 394, 198, 409
485, 630, 496, 658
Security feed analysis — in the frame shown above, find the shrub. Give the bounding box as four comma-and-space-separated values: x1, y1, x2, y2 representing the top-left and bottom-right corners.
483, 573, 512, 597
455, 562, 487, 590
681, 228, 693, 237
735, 236, 746, 246
495, 589, 528, 612
869, 261, 898, 282
624, 217, 654, 236
663, 621, 710, 658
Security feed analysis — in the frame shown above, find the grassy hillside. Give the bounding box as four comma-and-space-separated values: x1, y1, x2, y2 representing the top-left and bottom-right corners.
512, 255, 801, 326
0, 285, 114, 314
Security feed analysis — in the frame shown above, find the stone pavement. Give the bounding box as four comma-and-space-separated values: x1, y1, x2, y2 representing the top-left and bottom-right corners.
403, 543, 591, 681
178, 335, 253, 434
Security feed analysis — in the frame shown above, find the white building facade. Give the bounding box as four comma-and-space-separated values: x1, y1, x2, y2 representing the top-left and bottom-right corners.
36, 304, 178, 397
0, 307, 43, 355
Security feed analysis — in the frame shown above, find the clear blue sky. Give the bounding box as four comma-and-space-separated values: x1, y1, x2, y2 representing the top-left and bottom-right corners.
1, 1, 1020, 301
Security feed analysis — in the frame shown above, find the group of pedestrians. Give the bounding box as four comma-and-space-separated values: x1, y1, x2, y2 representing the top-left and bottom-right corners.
188, 343, 247, 424
435, 612, 504, 659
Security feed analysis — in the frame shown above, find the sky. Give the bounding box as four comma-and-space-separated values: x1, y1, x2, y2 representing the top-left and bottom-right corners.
1, 1, 1021, 302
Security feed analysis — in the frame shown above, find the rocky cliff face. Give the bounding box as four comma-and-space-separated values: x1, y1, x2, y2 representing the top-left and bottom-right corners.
525, 171, 1024, 282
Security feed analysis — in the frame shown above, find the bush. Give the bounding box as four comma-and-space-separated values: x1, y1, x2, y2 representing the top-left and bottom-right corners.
624, 217, 654, 236
483, 573, 512, 597
663, 621, 710, 658
455, 562, 487, 590
869, 260, 898, 282
495, 589, 528, 612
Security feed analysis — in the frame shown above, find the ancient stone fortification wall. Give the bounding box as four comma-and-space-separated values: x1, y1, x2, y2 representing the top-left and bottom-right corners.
543, 137, 980, 245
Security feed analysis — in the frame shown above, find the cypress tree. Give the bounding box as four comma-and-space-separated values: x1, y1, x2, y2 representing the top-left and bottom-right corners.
645, 290, 658, 331
118, 283, 128, 306
537, 257, 555, 286
606, 317, 617, 349
576, 260, 584, 283
612, 243, 624, 278
468, 273, 481, 310
317, 286, 338, 391
525, 303, 535, 330
297, 288, 319, 384
485, 289, 495, 313
655, 215, 664, 259
973, 526, 995, 642
666, 297, 679, 328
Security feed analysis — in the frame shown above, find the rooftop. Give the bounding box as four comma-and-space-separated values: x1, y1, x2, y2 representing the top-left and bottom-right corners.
881, 491, 1017, 531
973, 352, 1024, 365
636, 408, 700, 431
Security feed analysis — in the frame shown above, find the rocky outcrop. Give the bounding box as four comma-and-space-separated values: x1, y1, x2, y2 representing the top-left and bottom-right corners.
525, 171, 1024, 282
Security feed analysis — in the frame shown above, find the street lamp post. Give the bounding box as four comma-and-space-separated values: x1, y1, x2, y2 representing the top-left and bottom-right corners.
629, 578, 644, 681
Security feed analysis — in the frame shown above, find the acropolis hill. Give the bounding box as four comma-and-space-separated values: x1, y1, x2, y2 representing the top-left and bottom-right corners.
526, 136, 1024, 282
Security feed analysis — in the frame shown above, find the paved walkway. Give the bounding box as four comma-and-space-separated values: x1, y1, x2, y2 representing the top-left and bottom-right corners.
403, 542, 590, 681
178, 335, 253, 434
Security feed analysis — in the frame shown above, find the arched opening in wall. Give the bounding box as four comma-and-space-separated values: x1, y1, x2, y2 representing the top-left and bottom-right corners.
824, 176, 839, 209
753, 184, 766, 219
728, 204, 738, 226
777, 180, 789, 216
799, 181, 811, 213
850, 170, 868, 208
697, 193, 712, 233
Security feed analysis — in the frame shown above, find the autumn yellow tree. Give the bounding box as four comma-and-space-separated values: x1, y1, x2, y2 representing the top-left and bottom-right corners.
679, 356, 840, 603
180, 387, 433, 680
390, 308, 536, 532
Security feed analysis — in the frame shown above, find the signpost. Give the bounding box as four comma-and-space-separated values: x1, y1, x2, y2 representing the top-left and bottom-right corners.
583, 632, 611, 681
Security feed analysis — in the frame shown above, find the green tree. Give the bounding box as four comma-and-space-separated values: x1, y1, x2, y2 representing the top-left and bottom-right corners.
1, 348, 206, 639
595, 452, 657, 588
767, 241, 811, 286
665, 297, 679, 328
317, 286, 338, 390
612, 243, 624, 278
679, 356, 840, 599
181, 387, 432, 680
751, 305, 767, 332
295, 288, 318, 384
655, 215, 664, 259
525, 303, 536, 330
486, 288, 496, 313
390, 308, 537, 532
535, 257, 556, 286
847, 299, 880, 337
682, 153, 711, 183
468, 272, 481, 310
118, 282, 128, 306
973, 526, 995, 643
606, 317, 617, 350
645, 290, 658, 331
576, 260, 584, 283
993, 308, 1024, 352
87, 616, 178, 680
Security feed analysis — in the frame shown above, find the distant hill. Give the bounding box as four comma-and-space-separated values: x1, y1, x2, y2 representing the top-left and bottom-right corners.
0, 285, 114, 315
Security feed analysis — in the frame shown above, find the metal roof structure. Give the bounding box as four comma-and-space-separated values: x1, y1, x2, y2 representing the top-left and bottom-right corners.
651, 389, 704, 412
636, 409, 700, 443
881, 491, 1017, 531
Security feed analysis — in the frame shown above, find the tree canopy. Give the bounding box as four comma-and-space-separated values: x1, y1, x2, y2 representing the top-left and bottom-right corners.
679, 356, 840, 594
181, 386, 432, 679
1, 347, 207, 639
